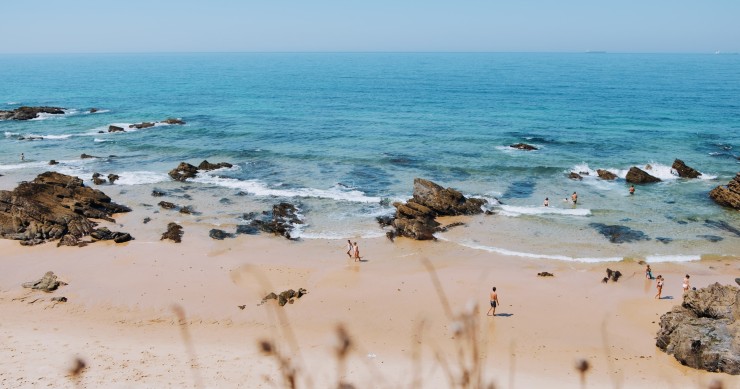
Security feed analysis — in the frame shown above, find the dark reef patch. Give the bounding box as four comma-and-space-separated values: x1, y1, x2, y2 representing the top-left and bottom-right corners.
589, 223, 650, 244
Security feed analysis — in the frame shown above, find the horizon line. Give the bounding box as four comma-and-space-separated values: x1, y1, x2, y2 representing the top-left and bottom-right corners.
0, 50, 736, 56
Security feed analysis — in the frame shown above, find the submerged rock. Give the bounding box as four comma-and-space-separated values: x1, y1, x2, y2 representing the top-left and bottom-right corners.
626, 167, 661, 184
129, 122, 155, 129
589, 223, 650, 243
568, 172, 583, 180
656, 282, 740, 374
704, 219, 740, 237
197, 160, 233, 171
161, 118, 186, 125
672, 159, 702, 179
160, 222, 184, 243
245, 202, 303, 240
509, 143, 538, 151
108, 125, 125, 133
709, 173, 740, 210
0, 106, 65, 121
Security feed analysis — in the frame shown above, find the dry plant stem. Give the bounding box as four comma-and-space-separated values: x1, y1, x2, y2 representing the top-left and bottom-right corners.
172, 304, 203, 389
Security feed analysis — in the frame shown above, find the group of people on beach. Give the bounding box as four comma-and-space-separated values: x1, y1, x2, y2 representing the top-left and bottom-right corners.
346, 239, 361, 261
647, 264, 691, 299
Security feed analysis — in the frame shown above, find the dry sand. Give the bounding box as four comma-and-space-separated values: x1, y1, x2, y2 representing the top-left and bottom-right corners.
0, 213, 738, 388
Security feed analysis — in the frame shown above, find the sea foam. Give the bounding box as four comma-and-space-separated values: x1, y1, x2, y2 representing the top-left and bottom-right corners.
455, 240, 623, 263
499, 204, 591, 217
114, 171, 171, 186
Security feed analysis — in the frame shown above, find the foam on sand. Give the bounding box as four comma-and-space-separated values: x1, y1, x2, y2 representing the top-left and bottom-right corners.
454, 239, 622, 263
499, 204, 591, 217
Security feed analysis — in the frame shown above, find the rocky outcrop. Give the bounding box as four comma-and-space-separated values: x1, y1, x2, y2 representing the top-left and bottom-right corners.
198, 160, 233, 171
625, 167, 661, 184
168, 162, 199, 182
709, 173, 740, 210
568, 172, 583, 180
162, 118, 186, 125
90, 227, 132, 243
389, 178, 486, 240
0, 172, 131, 246
260, 288, 308, 307
0, 106, 65, 120
597, 169, 618, 180
108, 125, 125, 133
509, 143, 538, 151
129, 122, 155, 129
160, 222, 183, 243
244, 203, 303, 240
22, 271, 65, 292
656, 282, 740, 375
672, 159, 702, 179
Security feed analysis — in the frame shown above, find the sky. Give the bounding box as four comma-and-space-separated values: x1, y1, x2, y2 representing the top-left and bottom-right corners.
1, 0, 738, 53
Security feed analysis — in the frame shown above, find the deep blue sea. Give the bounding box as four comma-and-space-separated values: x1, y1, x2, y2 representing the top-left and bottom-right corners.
1, 53, 739, 261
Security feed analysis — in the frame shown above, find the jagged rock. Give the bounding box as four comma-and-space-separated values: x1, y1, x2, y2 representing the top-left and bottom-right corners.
90, 227, 132, 243
672, 159, 701, 178
107, 174, 119, 184
626, 167, 661, 184
51, 296, 68, 302
22, 271, 63, 292
209, 229, 234, 240
376, 215, 395, 227
48, 160, 59, 165
264, 292, 278, 300
57, 234, 80, 247
151, 190, 166, 197
246, 202, 303, 240
709, 173, 740, 210
179, 206, 193, 214
143, 217, 151, 224
509, 143, 538, 151
235, 224, 259, 235
129, 122, 155, 129
160, 222, 183, 243
656, 283, 740, 374
0, 172, 131, 246
597, 169, 618, 180
537, 272, 554, 277
0, 106, 65, 121
158, 201, 177, 210
108, 125, 125, 133
168, 162, 199, 182
568, 172, 583, 180
80, 153, 99, 159
161, 118, 186, 125
197, 160, 233, 171
92, 173, 107, 185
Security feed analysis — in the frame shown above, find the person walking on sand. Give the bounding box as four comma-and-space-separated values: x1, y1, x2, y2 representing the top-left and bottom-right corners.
655, 275, 664, 299
346, 239, 353, 258
543, 197, 549, 207
629, 185, 635, 195
571, 191, 578, 205
645, 264, 654, 280
487, 287, 500, 316
353, 242, 360, 261
683, 274, 690, 293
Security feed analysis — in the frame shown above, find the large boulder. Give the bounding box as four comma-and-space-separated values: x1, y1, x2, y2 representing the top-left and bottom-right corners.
656, 283, 740, 374
198, 160, 233, 171
597, 169, 618, 180
0, 172, 131, 246
22, 271, 63, 292
709, 173, 740, 210
0, 106, 65, 121
168, 162, 199, 182
625, 167, 661, 184
672, 159, 702, 179
509, 143, 538, 151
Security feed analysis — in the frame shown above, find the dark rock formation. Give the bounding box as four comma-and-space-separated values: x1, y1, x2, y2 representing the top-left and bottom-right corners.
0, 106, 65, 120
509, 143, 538, 151
709, 173, 740, 210
80, 153, 99, 159
537, 272, 554, 277
672, 159, 702, 179
129, 122, 155, 129
143, 217, 151, 224
179, 206, 194, 214
51, 296, 68, 302
209, 229, 234, 240
89, 108, 99, 113
590, 223, 650, 244
160, 222, 183, 243
168, 162, 199, 182
90, 227, 132, 243
49, 160, 59, 165
158, 201, 177, 210
258, 288, 307, 307
151, 190, 166, 197
626, 167, 661, 184
0, 172, 131, 246
597, 169, 618, 180
656, 282, 740, 375
162, 118, 186, 125
568, 172, 583, 180
235, 224, 259, 235
22, 271, 64, 292
197, 160, 233, 171
376, 215, 395, 227
92, 173, 107, 185
390, 179, 486, 240
245, 203, 303, 240
108, 125, 125, 133
704, 219, 740, 237
107, 174, 119, 184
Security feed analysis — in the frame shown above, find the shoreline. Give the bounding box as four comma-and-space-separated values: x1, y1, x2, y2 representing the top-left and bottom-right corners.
1, 223, 737, 388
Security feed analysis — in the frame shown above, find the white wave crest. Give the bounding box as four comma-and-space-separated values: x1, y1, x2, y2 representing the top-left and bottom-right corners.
114, 171, 171, 185
93, 138, 109, 143
4, 131, 19, 137
0, 161, 50, 171
191, 173, 381, 203
456, 240, 622, 263
499, 204, 591, 217
645, 254, 701, 263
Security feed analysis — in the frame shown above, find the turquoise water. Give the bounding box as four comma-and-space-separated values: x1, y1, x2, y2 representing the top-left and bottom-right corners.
1, 53, 739, 261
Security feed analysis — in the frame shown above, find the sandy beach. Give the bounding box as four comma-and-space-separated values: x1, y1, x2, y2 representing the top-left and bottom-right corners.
1, 210, 737, 389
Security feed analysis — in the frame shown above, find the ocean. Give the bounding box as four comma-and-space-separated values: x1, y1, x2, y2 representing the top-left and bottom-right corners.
1, 52, 739, 262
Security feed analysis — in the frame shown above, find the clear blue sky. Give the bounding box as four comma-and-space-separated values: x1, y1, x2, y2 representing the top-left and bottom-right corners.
1, 0, 738, 53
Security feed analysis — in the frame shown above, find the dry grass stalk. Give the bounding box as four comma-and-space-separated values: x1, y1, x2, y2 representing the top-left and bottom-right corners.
67, 357, 86, 389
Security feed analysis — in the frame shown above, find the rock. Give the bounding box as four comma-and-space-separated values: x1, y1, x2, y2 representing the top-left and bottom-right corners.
22, 271, 62, 292
168, 162, 199, 182
436, 221, 465, 232
509, 143, 538, 151
57, 234, 81, 247
92, 173, 107, 185
151, 190, 166, 197
160, 222, 183, 243
709, 173, 740, 210
264, 292, 278, 300
51, 296, 68, 302
209, 229, 234, 240
197, 160, 233, 171
143, 217, 151, 224
597, 169, 618, 180
704, 219, 740, 237
246, 202, 303, 240
179, 206, 194, 214
80, 153, 99, 159
672, 159, 702, 179
0, 172, 131, 246
107, 174, 119, 184
108, 125, 125, 133
568, 172, 583, 180
0, 106, 65, 121
612, 270, 622, 282
537, 272, 554, 277
626, 167, 661, 184
589, 223, 650, 243
158, 201, 177, 210
376, 215, 395, 227
49, 160, 59, 165
656, 282, 740, 374
161, 118, 186, 125
89, 108, 99, 113
235, 224, 259, 235
736, 278, 740, 287
89, 227, 132, 243
129, 122, 155, 129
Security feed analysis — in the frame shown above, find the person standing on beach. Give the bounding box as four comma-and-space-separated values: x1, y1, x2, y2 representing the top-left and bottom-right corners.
543, 197, 549, 207
655, 275, 664, 299
353, 242, 360, 262
645, 264, 654, 280
346, 239, 353, 258
487, 287, 500, 316
683, 274, 690, 293
571, 192, 578, 205
629, 185, 635, 195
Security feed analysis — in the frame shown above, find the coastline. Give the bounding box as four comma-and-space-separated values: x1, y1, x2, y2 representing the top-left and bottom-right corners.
1, 216, 737, 388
